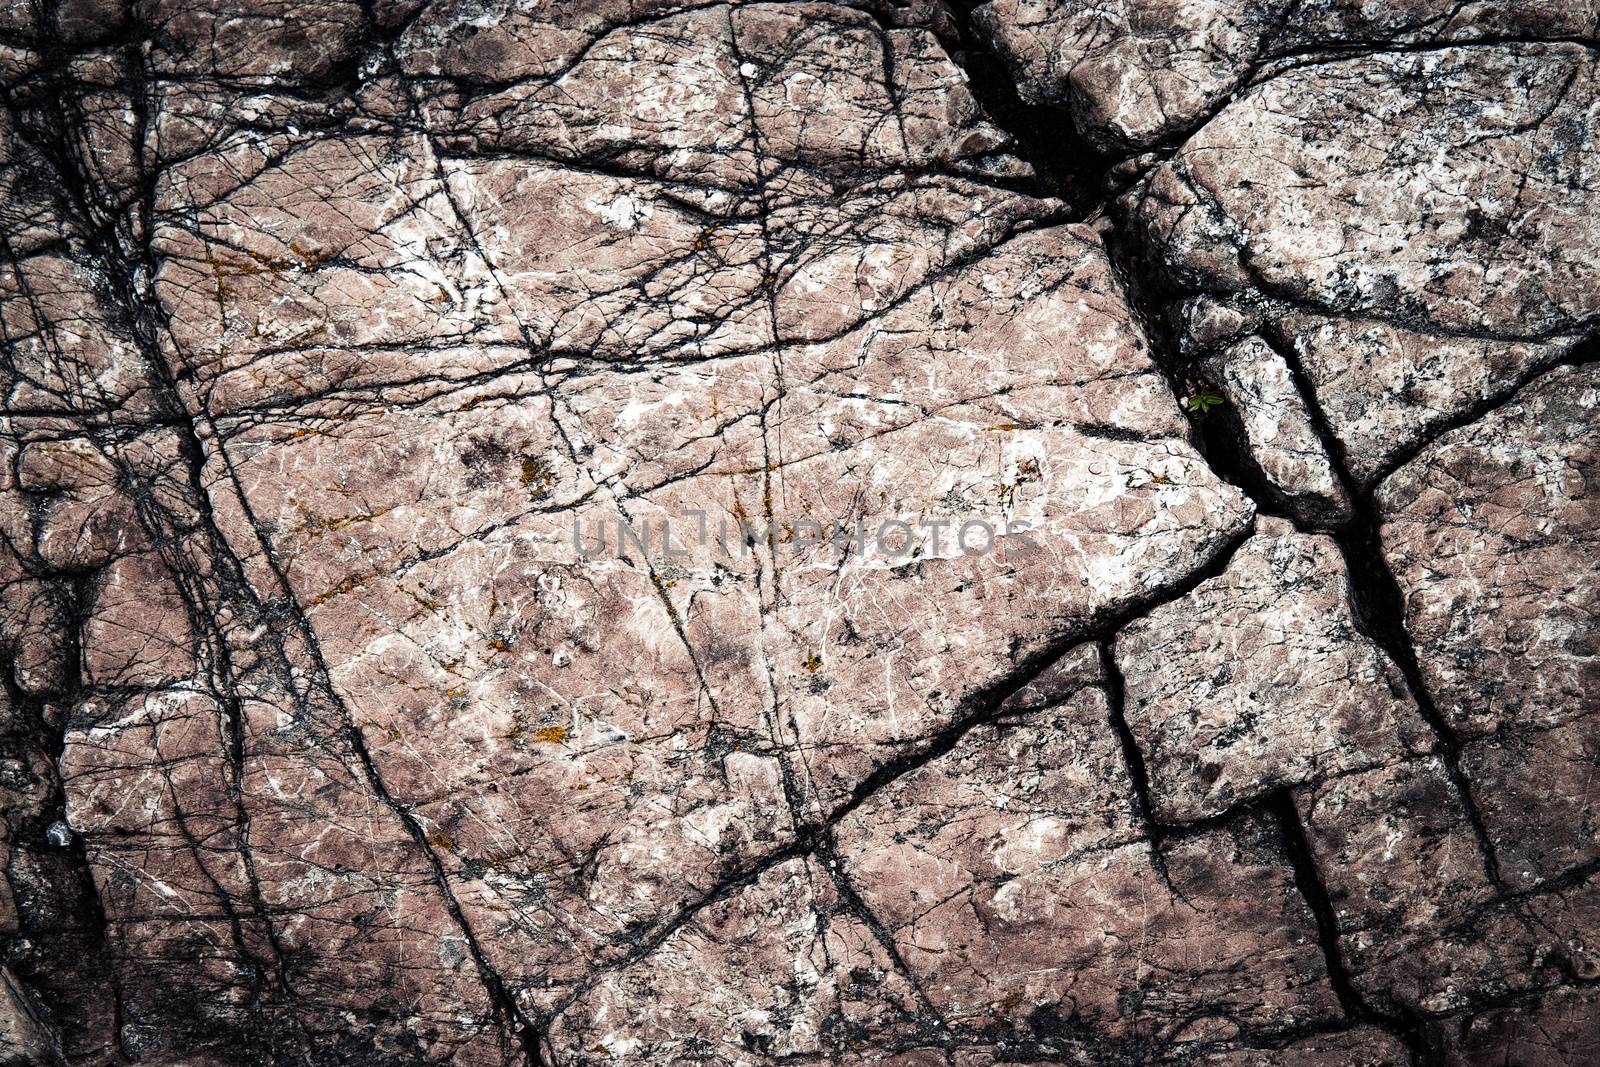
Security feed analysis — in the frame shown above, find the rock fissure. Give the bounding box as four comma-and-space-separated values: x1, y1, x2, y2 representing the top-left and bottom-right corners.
2, 2, 1597, 1063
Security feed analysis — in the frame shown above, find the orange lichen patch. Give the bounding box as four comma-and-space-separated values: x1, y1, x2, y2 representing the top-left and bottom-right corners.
428, 831, 457, 850
371, 666, 435, 694
293, 505, 393, 539
203, 241, 336, 279
403, 584, 444, 615
482, 848, 526, 870
519, 454, 554, 497
533, 725, 569, 744
285, 411, 358, 441
273, 323, 329, 349
310, 572, 372, 606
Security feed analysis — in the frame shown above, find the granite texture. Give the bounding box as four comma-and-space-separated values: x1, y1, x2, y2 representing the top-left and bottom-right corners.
0, 1, 1595, 1064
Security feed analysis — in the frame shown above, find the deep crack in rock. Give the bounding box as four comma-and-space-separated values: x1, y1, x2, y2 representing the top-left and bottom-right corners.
1, 1, 1597, 1064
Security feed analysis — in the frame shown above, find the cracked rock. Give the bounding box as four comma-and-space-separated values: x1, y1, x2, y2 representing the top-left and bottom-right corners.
1116, 518, 1430, 823
1379, 363, 1600, 886
1435, 984, 1600, 1066
834, 643, 1340, 1052
1295, 755, 1600, 1017
1, 0, 1598, 1063
1130, 43, 1600, 486
974, 0, 1600, 151
0, 965, 65, 1067
1201, 335, 1352, 526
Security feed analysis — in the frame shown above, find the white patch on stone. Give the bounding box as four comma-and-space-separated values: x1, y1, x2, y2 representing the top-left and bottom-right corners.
588, 193, 654, 231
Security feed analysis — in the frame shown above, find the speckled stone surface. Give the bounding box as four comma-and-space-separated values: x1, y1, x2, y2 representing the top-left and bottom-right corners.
0, 2, 1595, 1065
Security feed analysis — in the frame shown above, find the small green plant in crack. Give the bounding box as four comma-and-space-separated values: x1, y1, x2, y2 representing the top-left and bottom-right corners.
1184, 388, 1225, 414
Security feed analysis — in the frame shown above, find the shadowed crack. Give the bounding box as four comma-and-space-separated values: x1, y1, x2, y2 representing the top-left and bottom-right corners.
1266, 791, 1434, 1065
942, 0, 1115, 211
2, 12, 548, 1061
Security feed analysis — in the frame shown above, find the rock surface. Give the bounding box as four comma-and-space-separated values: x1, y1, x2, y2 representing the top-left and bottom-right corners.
1201, 336, 1351, 526
0, 1, 1595, 1065
1132, 42, 1600, 485
0, 965, 65, 1067
975, 0, 1600, 151
1380, 363, 1600, 889
1116, 517, 1429, 823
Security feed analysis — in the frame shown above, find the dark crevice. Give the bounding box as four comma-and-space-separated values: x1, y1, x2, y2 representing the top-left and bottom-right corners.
1182, 379, 1314, 525
1266, 791, 1440, 1066
1332, 514, 1511, 891
942, 0, 1117, 213
5, 7, 550, 1062
1242, 329, 1514, 894
0, 574, 128, 1064
1103, 163, 1517, 896
539, 840, 810, 1023
813, 831, 953, 1040
1096, 641, 1179, 889
1096, 211, 1292, 529
825, 513, 1253, 834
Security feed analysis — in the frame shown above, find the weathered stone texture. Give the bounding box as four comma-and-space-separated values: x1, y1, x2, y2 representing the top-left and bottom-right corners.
1202, 336, 1351, 526
0, 965, 65, 1067
1116, 518, 1429, 823
1380, 363, 1600, 887
1435, 985, 1600, 1066
833, 643, 1341, 1050
1132, 43, 1600, 486
975, 0, 1600, 151
0, 0, 1597, 1063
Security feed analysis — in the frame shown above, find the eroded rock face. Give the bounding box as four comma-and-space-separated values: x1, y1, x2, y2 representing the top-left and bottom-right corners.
1, 1, 1597, 1064
1201, 335, 1351, 526
1380, 363, 1600, 888
1435, 985, 1600, 1067
833, 644, 1341, 1046
0, 965, 65, 1067
1132, 43, 1600, 486
1298, 753, 1600, 1032
974, 0, 1600, 151
1115, 517, 1429, 823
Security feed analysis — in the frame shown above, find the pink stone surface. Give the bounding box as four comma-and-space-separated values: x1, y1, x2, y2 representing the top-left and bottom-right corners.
0, 3, 1595, 1065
